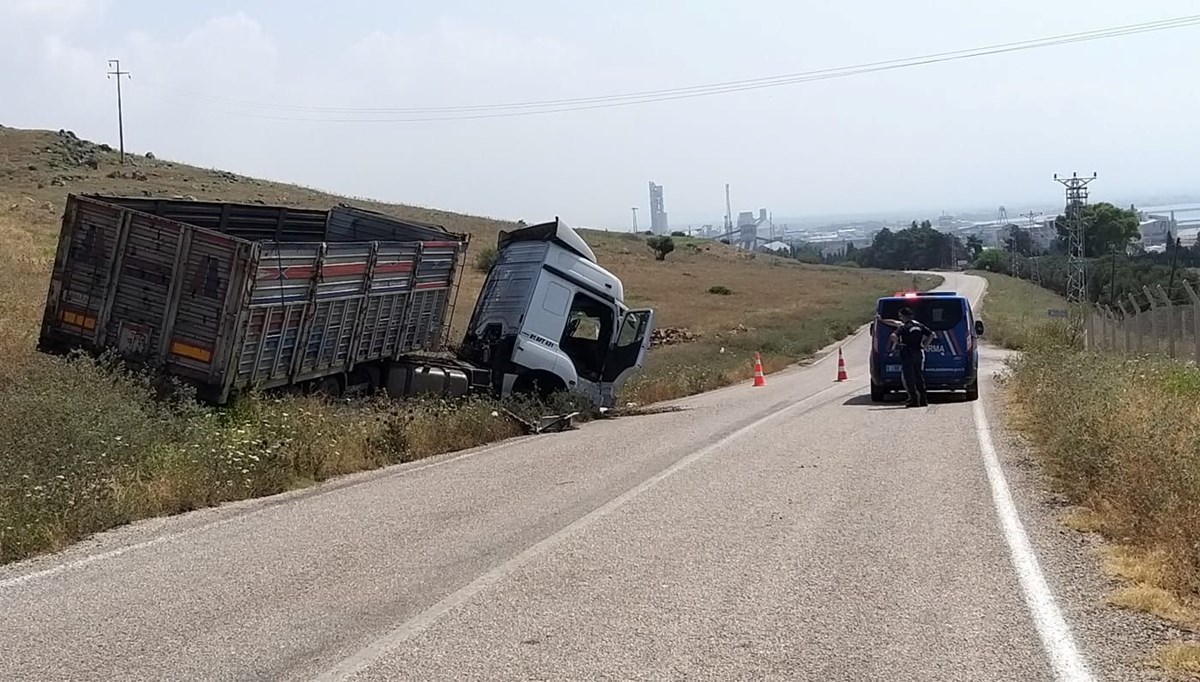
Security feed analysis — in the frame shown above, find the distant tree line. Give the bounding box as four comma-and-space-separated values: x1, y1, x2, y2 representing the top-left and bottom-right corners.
972, 202, 1200, 306
780, 220, 966, 269
851, 220, 966, 270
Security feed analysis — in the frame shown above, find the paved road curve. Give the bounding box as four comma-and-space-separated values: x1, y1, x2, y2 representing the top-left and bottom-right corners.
0, 273, 1094, 681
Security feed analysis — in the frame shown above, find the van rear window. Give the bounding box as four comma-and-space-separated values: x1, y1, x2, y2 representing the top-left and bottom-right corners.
878, 299, 964, 331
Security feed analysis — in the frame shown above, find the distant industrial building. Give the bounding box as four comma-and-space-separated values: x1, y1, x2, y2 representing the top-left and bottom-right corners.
1137, 210, 1177, 247
735, 209, 775, 250
648, 182, 669, 235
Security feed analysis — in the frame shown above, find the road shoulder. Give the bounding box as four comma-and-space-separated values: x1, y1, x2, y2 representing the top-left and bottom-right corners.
981, 344, 1185, 681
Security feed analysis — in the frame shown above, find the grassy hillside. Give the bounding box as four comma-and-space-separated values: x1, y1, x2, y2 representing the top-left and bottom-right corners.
0, 125, 930, 563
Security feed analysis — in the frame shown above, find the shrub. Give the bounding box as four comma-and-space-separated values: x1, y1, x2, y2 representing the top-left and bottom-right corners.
474, 246, 498, 273
707, 285, 733, 295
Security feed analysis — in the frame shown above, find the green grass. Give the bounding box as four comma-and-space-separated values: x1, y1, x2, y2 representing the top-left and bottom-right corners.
971, 270, 1069, 350
622, 273, 942, 405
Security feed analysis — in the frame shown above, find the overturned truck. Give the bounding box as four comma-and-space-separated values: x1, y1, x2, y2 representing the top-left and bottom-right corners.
37, 195, 654, 408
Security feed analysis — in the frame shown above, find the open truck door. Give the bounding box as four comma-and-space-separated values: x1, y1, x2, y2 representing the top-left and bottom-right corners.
600, 308, 654, 407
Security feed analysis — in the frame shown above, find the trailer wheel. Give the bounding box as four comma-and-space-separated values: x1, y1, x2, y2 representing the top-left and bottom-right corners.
312, 375, 343, 399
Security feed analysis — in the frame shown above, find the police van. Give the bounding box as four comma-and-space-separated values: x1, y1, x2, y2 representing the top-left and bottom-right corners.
868, 291, 984, 403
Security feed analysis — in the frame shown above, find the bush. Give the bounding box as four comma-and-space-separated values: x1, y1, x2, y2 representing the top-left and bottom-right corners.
707, 285, 733, 295
474, 246, 498, 273
646, 235, 675, 261
973, 249, 1008, 272
671, 231, 687, 237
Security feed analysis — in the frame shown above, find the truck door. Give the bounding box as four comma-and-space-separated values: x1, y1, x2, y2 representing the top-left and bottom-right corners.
599, 309, 655, 406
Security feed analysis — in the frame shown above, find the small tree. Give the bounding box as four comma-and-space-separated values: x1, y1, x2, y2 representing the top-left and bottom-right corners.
647, 235, 675, 261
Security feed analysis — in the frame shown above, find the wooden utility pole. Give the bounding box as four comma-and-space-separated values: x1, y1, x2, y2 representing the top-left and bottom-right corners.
107, 59, 131, 163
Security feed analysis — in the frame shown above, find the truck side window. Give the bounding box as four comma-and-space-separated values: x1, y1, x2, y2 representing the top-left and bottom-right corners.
559, 292, 614, 382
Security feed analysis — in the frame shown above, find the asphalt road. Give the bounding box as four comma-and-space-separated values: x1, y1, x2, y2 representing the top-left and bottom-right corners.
0, 272, 1111, 681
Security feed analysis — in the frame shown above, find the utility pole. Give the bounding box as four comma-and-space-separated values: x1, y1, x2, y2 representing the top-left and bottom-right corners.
107, 59, 131, 163
1054, 172, 1097, 305
631, 207, 639, 233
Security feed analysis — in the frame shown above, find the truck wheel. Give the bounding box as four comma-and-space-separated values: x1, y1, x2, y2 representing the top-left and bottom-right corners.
870, 384, 886, 403
965, 384, 979, 401
312, 375, 343, 399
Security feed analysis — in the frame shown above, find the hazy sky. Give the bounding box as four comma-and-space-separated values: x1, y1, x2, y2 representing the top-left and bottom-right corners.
2, 0, 1198, 228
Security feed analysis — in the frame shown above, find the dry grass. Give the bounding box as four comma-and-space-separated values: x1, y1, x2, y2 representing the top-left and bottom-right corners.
1061, 506, 1106, 534
0, 125, 924, 563
976, 274, 1200, 672
1008, 341, 1200, 597
1155, 642, 1200, 678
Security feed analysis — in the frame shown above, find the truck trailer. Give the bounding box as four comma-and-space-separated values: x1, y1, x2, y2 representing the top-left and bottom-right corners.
37, 194, 654, 408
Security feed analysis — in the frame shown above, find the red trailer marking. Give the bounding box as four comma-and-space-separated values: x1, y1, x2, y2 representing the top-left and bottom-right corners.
373, 262, 415, 275
319, 262, 368, 278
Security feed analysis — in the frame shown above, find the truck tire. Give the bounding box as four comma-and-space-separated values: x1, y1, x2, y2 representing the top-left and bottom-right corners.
965, 383, 979, 401
870, 384, 886, 403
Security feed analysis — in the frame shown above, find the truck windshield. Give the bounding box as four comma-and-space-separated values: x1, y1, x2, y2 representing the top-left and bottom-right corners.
878, 299, 964, 331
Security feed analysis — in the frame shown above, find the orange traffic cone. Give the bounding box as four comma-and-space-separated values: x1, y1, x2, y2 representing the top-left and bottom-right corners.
836, 348, 849, 382
752, 351, 766, 387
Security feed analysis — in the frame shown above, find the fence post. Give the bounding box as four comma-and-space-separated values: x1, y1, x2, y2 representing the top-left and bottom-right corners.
1184, 280, 1200, 365
1144, 287, 1160, 355
1129, 293, 1145, 354
1104, 305, 1117, 351
1117, 300, 1133, 355
1156, 284, 1176, 359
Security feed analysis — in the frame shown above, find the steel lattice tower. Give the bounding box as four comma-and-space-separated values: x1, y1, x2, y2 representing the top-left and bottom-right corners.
1054, 173, 1097, 304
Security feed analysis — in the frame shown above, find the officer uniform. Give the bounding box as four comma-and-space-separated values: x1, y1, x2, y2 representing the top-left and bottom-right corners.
891, 312, 934, 407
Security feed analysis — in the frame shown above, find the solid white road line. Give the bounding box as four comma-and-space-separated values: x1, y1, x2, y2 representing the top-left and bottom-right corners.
312, 379, 858, 682
973, 400, 1094, 682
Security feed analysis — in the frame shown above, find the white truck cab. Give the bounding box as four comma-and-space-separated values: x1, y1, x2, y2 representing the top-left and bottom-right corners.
458, 218, 654, 408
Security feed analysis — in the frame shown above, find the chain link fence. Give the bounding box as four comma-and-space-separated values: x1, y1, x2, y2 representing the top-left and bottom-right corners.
1087, 280, 1200, 363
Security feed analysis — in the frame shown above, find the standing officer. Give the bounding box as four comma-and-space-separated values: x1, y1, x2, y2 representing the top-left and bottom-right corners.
888, 306, 934, 408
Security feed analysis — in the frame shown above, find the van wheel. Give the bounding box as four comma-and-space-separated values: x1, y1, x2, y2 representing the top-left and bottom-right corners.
870, 384, 886, 403
965, 384, 979, 401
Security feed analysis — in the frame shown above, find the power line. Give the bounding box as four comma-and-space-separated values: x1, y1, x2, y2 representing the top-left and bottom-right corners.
138, 14, 1200, 123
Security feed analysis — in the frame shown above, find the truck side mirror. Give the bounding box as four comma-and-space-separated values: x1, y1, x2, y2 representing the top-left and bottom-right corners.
974, 320, 985, 336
